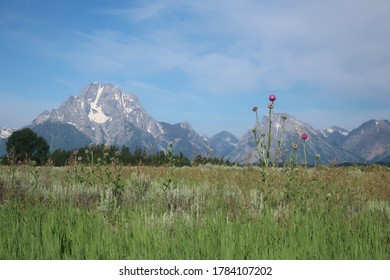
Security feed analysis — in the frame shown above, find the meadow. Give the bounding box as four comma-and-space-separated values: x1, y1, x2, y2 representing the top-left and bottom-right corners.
0, 160, 389, 260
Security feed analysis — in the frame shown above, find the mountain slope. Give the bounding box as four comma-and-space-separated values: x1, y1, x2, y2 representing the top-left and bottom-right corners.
29, 122, 92, 152
209, 131, 238, 157
340, 120, 390, 162
156, 122, 216, 159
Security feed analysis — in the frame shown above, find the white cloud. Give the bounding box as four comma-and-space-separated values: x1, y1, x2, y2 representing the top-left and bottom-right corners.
184, 53, 262, 94
84, 0, 390, 100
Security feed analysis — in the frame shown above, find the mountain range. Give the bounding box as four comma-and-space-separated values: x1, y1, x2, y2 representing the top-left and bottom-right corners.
1, 82, 389, 164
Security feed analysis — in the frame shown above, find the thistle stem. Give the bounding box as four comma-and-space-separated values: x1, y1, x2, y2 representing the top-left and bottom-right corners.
266, 107, 273, 167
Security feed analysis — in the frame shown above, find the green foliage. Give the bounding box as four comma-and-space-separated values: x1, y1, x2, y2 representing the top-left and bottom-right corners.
0, 165, 389, 259
6, 128, 49, 165
49, 144, 208, 167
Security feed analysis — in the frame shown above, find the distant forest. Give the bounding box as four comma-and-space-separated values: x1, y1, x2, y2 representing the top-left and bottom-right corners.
1, 144, 233, 167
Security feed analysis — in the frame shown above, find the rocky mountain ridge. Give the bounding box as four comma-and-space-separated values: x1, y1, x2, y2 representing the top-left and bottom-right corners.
339, 119, 390, 162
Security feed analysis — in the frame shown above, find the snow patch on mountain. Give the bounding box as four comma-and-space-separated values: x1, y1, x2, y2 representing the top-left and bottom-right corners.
323, 126, 349, 137
88, 85, 111, 124
1, 128, 14, 139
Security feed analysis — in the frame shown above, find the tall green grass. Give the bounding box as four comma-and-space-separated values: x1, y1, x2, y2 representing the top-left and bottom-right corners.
0, 165, 389, 259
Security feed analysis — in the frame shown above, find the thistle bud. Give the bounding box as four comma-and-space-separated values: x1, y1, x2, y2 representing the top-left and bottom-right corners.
291, 143, 298, 149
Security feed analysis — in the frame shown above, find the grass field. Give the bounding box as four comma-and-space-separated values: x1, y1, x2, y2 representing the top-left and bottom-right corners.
0, 162, 389, 259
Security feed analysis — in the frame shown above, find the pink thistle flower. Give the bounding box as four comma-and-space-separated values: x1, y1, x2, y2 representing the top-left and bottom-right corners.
269, 94, 276, 102
17, 160, 22, 166
301, 133, 308, 141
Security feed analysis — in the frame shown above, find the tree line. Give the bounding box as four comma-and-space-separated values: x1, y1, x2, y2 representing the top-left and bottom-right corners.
1, 128, 234, 167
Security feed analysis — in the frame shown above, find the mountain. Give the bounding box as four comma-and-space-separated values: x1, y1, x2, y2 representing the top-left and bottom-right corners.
208, 131, 238, 157
322, 126, 349, 137
156, 122, 216, 159
29, 82, 214, 158
1, 83, 389, 164
340, 120, 390, 162
29, 122, 92, 152
322, 126, 349, 146
31, 83, 164, 153
0, 128, 15, 156
227, 113, 363, 165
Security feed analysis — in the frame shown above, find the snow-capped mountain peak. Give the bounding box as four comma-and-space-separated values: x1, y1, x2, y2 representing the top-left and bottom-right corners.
31, 82, 164, 147
323, 126, 349, 137
0, 128, 14, 139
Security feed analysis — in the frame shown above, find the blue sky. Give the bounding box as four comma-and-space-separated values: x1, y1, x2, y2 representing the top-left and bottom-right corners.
1, 0, 389, 138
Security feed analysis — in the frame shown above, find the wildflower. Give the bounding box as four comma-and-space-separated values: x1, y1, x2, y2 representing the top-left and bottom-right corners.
72, 149, 78, 156
291, 143, 298, 149
252, 106, 258, 112
17, 160, 22, 166
77, 156, 82, 161
301, 133, 308, 141
269, 94, 276, 102
316, 153, 321, 159
85, 149, 89, 155
315, 188, 320, 194
268, 103, 274, 109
